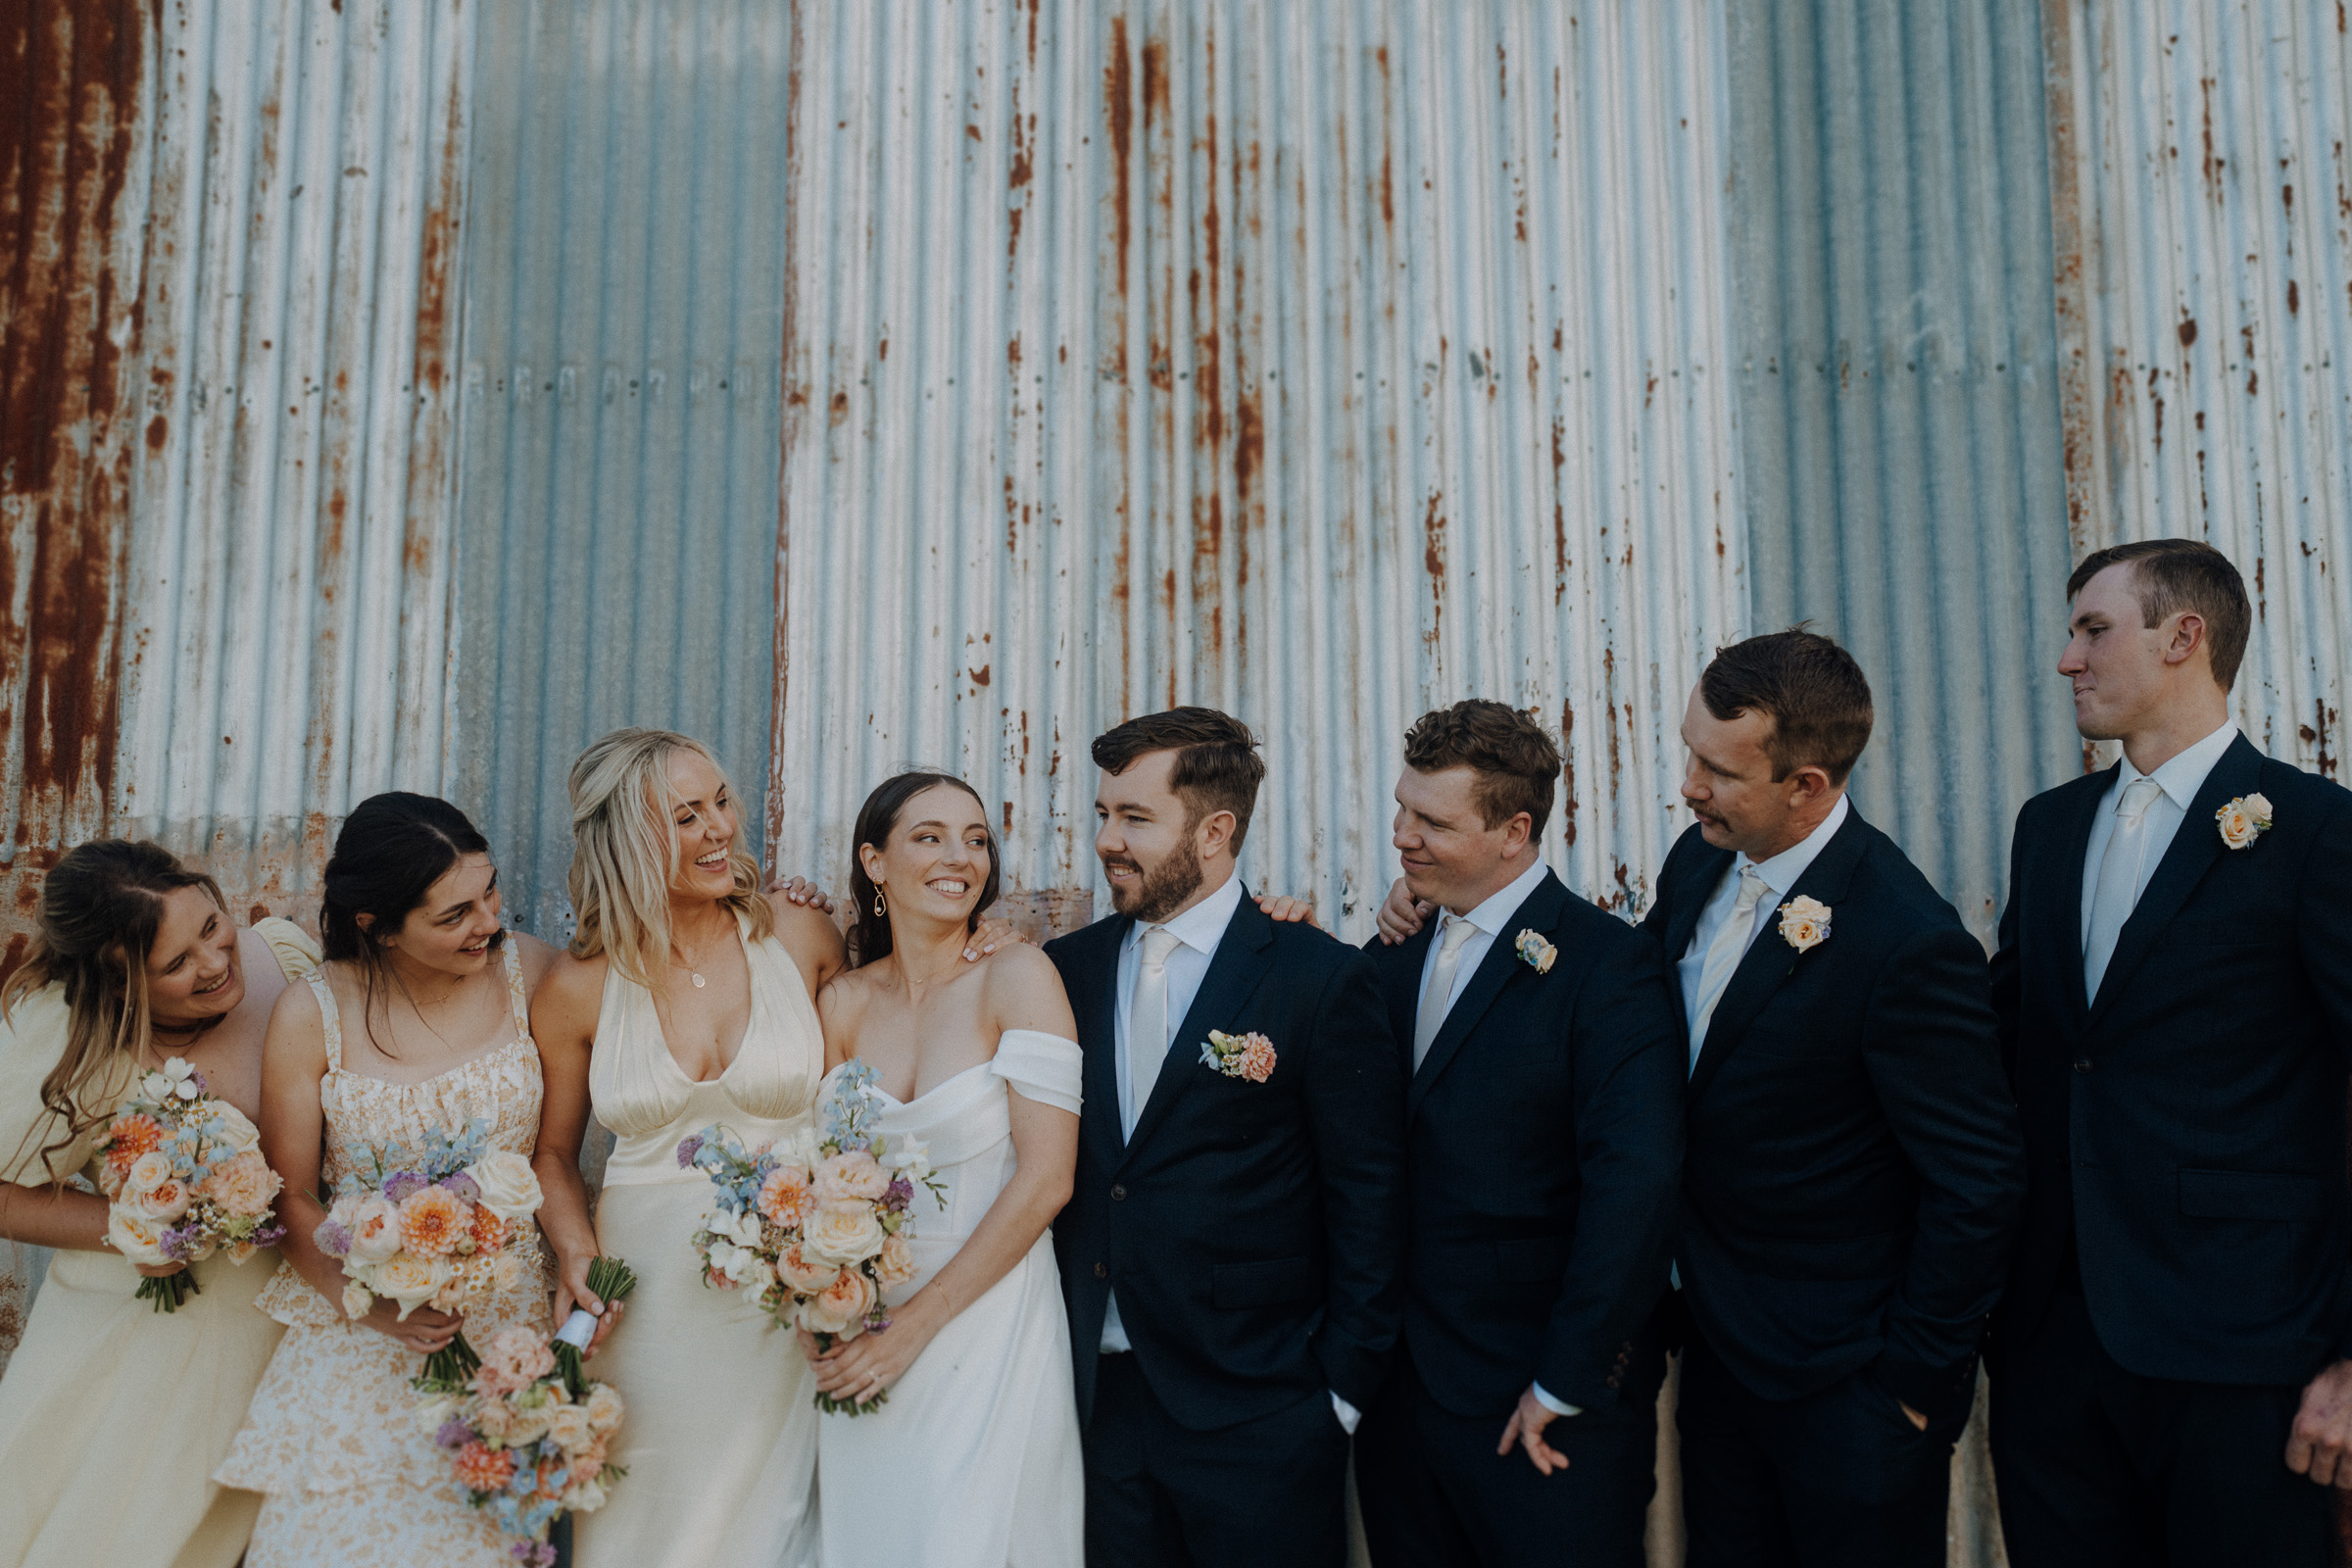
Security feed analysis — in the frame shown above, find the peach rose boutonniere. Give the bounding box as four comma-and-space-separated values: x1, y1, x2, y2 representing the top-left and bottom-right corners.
2215, 793, 2273, 851
1200, 1029, 1278, 1083
1777, 895, 1832, 954
1514, 929, 1558, 974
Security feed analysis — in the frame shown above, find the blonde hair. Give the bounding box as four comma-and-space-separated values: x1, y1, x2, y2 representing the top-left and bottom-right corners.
565, 728, 772, 987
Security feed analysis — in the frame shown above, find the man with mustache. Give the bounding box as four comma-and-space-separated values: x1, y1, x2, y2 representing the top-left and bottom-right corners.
1988, 540, 2352, 1565
1047, 707, 1406, 1568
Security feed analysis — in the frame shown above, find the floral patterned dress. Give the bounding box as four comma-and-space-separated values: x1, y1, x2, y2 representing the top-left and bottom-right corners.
216, 941, 551, 1568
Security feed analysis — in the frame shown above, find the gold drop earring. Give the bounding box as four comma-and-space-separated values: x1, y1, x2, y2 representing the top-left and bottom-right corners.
873, 885, 887, 915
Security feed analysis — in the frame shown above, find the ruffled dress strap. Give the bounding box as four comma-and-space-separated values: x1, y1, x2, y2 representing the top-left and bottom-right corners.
307, 970, 344, 1072
499, 936, 530, 1040
250, 915, 322, 982
989, 1030, 1083, 1116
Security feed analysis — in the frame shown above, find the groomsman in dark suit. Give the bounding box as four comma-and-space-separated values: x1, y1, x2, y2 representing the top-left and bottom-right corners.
1987, 539, 2352, 1566
1352, 701, 1685, 1568
1640, 631, 2026, 1567
1045, 707, 1406, 1568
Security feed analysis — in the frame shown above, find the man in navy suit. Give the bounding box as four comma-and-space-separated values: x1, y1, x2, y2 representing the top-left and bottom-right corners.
1046, 707, 1405, 1568
1639, 630, 2025, 1567
1352, 700, 1684, 1568
1988, 539, 2352, 1566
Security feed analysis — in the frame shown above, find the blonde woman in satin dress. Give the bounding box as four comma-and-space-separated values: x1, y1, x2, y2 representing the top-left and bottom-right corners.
532, 729, 851, 1568
217, 795, 560, 1567
803, 771, 1085, 1568
0, 842, 313, 1568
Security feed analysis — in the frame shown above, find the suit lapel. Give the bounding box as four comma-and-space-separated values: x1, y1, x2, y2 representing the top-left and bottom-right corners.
1070, 917, 1133, 1176
2088, 735, 2266, 1022
2045, 767, 2114, 1030
1406, 871, 1570, 1118
1120, 892, 1278, 1164
1687, 808, 1871, 1104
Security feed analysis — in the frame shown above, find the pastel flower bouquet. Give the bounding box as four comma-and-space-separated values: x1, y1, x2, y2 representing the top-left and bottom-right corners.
312, 1118, 545, 1389
93, 1056, 285, 1310
678, 1059, 943, 1414
416, 1256, 639, 1567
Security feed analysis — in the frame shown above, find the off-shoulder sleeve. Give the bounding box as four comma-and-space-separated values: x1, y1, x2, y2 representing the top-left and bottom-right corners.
990, 1028, 1082, 1116
250, 915, 322, 981
0, 986, 88, 1186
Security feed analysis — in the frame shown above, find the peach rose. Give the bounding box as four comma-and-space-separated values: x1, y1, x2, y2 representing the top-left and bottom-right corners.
472, 1393, 517, 1441
106, 1207, 173, 1266
547, 1403, 594, 1452
373, 1253, 450, 1319
776, 1242, 838, 1294
872, 1232, 917, 1288
340, 1278, 374, 1319
124, 1150, 176, 1197
346, 1194, 404, 1265
398, 1185, 467, 1258
797, 1265, 877, 1337
1777, 895, 1832, 954
132, 1175, 193, 1223
2217, 793, 2274, 850
583, 1382, 625, 1435
802, 1205, 886, 1267
813, 1150, 890, 1206
200, 1150, 281, 1217
482, 1323, 556, 1384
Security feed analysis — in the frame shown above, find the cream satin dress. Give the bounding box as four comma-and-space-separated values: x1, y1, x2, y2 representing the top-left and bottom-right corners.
0, 918, 316, 1568
216, 939, 552, 1568
814, 1031, 1086, 1568
571, 914, 827, 1568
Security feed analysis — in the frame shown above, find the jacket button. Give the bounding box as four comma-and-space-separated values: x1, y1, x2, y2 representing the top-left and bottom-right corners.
1110, 1184, 1128, 1200
2074, 1057, 2092, 1073
1094, 1262, 1107, 1279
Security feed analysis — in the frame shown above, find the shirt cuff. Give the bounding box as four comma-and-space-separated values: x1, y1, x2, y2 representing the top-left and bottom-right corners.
1331, 1391, 1362, 1435
1530, 1382, 1583, 1418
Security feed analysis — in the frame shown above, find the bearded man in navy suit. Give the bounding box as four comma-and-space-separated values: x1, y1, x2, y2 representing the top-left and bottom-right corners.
1046, 707, 1406, 1568
1988, 540, 2352, 1566
1353, 701, 1684, 1568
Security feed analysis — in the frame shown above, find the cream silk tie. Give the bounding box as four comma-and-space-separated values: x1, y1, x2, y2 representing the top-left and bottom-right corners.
1126, 926, 1183, 1137
1414, 914, 1480, 1069
2083, 775, 2166, 1001
1687, 865, 1770, 1074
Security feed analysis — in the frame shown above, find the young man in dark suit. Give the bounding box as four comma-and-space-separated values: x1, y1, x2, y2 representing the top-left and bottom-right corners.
1352, 701, 1684, 1568
1988, 539, 2352, 1566
1045, 707, 1406, 1568
1640, 630, 2025, 1567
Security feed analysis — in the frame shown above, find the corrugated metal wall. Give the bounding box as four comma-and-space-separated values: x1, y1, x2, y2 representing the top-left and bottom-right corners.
1729, 0, 2082, 948
109, 0, 475, 915
2046, 0, 2352, 778
452, 0, 790, 939
769, 0, 1747, 942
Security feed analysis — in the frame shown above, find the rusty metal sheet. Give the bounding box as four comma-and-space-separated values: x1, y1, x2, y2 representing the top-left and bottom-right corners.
769, 0, 1747, 941
2046, 0, 2352, 776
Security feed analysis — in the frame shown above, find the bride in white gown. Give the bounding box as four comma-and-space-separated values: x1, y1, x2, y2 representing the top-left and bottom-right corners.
805, 771, 1084, 1568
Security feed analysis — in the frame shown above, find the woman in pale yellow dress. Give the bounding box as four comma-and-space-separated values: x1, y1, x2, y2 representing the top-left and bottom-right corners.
0, 841, 316, 1568
532, 729, 850, 1568
215, 794, 560, 1568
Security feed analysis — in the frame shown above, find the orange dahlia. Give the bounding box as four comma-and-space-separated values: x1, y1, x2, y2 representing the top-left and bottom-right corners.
468, 1205, 508, 1253
398, 1185, 466, 1257
104, 1114, 165, 1175
452, 1441, 514, 1493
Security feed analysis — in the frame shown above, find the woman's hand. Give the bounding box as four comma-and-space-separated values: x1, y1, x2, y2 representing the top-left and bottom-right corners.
133, 1260, 189, 1279
767, 874, 836, 914
796, 1293, 946, 1402
552, 1250, 625, 1360
962, 918, 1027, 962
1375, 877, 1434, 945
361, 1298, 466, 1354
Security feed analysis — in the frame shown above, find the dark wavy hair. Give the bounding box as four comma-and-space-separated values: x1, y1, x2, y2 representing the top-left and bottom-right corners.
320, 793, 499, 1055
847, 772, 1002, 968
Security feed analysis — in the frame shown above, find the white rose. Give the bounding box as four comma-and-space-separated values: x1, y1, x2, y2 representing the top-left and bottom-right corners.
106, 1206, 174, 1266
208, 1102, 263, 1155
373, 1253, 450, 1319
583, 1382, 625, 1435
801, 1204, 886, 1267
547, 1403, 594, 1452
465, 1151, 543, 1222
341, 1277, 375, 1319
491, 1250, 526, 1294
414, 1394, 461, 1436
124, 1151, 176, 1197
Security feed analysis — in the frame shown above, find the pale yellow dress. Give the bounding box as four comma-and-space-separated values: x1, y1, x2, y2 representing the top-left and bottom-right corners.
215, 939, 551, 1568
571, 915, 826, 1568
0, 917, 318, 1568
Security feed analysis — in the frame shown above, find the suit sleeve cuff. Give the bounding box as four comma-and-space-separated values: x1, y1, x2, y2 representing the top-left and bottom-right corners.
1870, 1351, 1974, 1426
1530, 1382, 1583, 1418
1330, 1392, 1362, 1435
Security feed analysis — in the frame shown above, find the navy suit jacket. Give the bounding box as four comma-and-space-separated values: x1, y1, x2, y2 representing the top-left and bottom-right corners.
1642, 808, 2026, 1424
1991, 734, 2352, 1384
1363, 868, 1684, 1416
1047, 891, 1407, 1431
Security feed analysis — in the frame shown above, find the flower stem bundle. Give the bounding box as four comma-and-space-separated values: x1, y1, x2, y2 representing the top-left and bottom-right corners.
552, 1254, 639, 1396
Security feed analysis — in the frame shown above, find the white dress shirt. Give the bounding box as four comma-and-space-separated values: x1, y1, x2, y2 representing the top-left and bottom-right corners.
1414, 857, 1551, 1028
1676, 794, 1850, 1071
2079, 719, 2240, 949
1094, 874, 1364, 1434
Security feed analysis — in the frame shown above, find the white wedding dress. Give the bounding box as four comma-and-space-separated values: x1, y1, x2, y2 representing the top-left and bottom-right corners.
815, 1030, 1085, 1568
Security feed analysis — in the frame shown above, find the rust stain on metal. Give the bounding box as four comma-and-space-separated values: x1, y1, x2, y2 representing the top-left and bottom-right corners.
1421, 491, 1446, 650
2288, 278, 2300, 315
1559, 700, 1577, 847
2179, 313, 2197, 346
2199, 76, 2222, 199
1105, 16, 1133, 297
2040, 0, 2094, 549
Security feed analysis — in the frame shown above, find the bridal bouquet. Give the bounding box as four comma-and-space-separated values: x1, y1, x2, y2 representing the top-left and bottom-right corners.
93, 1055, 285, 1310
416, 1256, 639, 1565
313, 1118, 544, 1389
678, 1060, 943, 1413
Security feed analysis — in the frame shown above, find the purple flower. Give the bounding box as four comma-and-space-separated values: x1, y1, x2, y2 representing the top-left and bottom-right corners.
383, 1171, 426, 1203
435, 1417, 473, 1450
254, 1222, 288, 1247
883, 1176, 913, 1211
438, 1172, 480, 1203
314, 1219, 354, 1257
160, 1224, 198, 1263
675, 1134, 705, 1169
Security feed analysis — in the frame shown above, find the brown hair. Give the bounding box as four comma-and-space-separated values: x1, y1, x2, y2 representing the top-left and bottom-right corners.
847, 771, 1003, 967
1401, 700, 1561, 838
1091, 707, 1268, 853
2065, 538, 2252, 690
1, 841, 228, 1184
1699, 628, 1875, 784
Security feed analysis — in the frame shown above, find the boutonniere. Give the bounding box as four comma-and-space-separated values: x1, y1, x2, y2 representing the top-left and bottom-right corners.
1200, 1029, 1277, 1083
1513, 928, 1557, 973
2216, 793, 2274, 850
1777, 895, 1832, 953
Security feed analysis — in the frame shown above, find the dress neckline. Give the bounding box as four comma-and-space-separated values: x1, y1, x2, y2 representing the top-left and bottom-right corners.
315, 939, 535, 1092
648, 920, 762, 1087
857, 1056, 994, 1108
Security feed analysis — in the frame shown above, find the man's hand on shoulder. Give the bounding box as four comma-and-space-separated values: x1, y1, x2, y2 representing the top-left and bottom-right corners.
2287, 1358, 2352, 1486
1374, 877, 1432, 945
